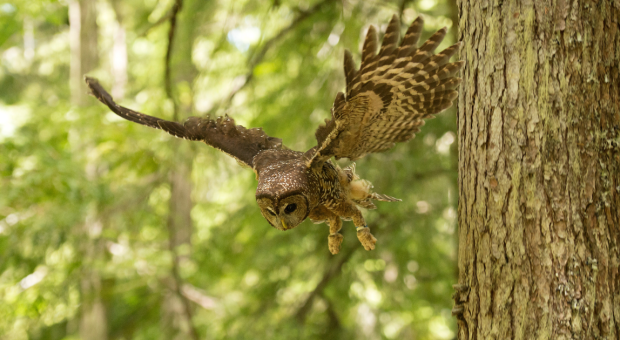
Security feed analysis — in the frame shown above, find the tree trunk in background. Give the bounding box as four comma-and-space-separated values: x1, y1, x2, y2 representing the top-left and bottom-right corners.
109, 0, 127, 99
71, 0, 107, 338
80, 148, 108, 340
79, 228, 108, 340
69, 0, 98, 106
160, 1, 202, 339
162, 158, 196, 340
456, 1, 619, 339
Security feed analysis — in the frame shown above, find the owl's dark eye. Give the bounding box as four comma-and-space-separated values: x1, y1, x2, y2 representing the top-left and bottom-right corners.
267, 209, 276, 216
284, 203, 297, 214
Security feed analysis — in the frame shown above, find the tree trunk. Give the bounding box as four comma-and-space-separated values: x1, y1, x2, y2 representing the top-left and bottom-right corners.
80, 157, 108, 340
110, 0, 127, 99
159, 1, 204, 339
69, 0, 98, 106
162, 158, 197, 340
71, 1, 107, 338
456, 1, 620, 339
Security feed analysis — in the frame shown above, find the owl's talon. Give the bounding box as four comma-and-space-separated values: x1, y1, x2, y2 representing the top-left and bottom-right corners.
356, 226, 376, 251
328, 233, 344, 255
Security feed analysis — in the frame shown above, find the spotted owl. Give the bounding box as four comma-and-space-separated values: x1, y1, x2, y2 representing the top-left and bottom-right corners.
85, 15, 463, 254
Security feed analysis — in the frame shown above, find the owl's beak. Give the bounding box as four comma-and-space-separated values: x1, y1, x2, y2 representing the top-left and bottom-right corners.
281, 220, 288, 230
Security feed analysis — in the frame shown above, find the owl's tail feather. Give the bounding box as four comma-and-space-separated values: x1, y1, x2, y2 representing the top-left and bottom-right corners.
354, 192, 401, 210
355, 199, 378, 210
370, 193, 401, 202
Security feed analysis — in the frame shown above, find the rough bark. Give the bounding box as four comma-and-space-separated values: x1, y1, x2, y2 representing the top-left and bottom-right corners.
456, 1, 620, 339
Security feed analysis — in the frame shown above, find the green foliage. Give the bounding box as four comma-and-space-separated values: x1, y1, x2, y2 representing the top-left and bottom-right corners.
0, 0, 460, 339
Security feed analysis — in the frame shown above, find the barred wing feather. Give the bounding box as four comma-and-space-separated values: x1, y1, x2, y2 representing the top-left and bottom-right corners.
308, 15, 464, 166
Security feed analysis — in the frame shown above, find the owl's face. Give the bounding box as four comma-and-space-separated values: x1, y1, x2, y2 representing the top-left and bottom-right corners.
256, 192, 309, 231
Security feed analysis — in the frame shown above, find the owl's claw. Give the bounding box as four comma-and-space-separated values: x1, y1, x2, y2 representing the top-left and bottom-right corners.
328, 233, 344, 255
356, 225, 376, 251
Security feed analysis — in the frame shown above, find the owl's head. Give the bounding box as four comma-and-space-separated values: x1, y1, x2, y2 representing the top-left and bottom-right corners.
256, 191, 309, 231
254, 159, 311, 231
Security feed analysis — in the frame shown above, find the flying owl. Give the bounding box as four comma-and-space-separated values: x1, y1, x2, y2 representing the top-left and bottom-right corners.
85, 15, 463, 255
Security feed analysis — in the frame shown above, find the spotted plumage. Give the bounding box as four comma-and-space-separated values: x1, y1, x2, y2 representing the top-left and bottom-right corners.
85, 15, 463, 254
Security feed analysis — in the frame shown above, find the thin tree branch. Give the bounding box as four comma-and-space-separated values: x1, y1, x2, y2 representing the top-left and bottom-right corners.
165, 0, 183, 121
295, 245, 355, 323
211, 0, 336, 114
161, 279, 218, 310
180, 283, 218, 310
139, 10, 175, 37
319, 291, 343, 334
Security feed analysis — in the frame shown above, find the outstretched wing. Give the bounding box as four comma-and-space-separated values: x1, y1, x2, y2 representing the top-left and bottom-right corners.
85, 77, 283, 168
307, 15, 464, 167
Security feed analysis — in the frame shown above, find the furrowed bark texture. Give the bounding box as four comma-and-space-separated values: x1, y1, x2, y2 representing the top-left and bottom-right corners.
456, 1, 620, 339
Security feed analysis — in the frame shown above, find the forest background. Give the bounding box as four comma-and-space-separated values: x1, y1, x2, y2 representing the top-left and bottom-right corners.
0, 0, 462, 339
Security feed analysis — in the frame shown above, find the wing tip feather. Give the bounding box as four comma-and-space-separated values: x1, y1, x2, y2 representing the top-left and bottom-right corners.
313, 14, 463, 165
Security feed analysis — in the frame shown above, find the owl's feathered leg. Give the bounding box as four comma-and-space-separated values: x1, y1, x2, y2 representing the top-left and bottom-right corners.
309, 206, 344, 254
326, 201, 376, 251
328, 219, 344, 254
356, 226, 377, 251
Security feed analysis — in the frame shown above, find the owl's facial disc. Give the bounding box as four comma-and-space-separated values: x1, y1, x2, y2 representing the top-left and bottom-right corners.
256, 194, 308, 231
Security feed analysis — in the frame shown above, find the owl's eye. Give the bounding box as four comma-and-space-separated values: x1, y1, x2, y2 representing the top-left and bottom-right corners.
284, 203, 297, 214
267, 209, 276, 216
